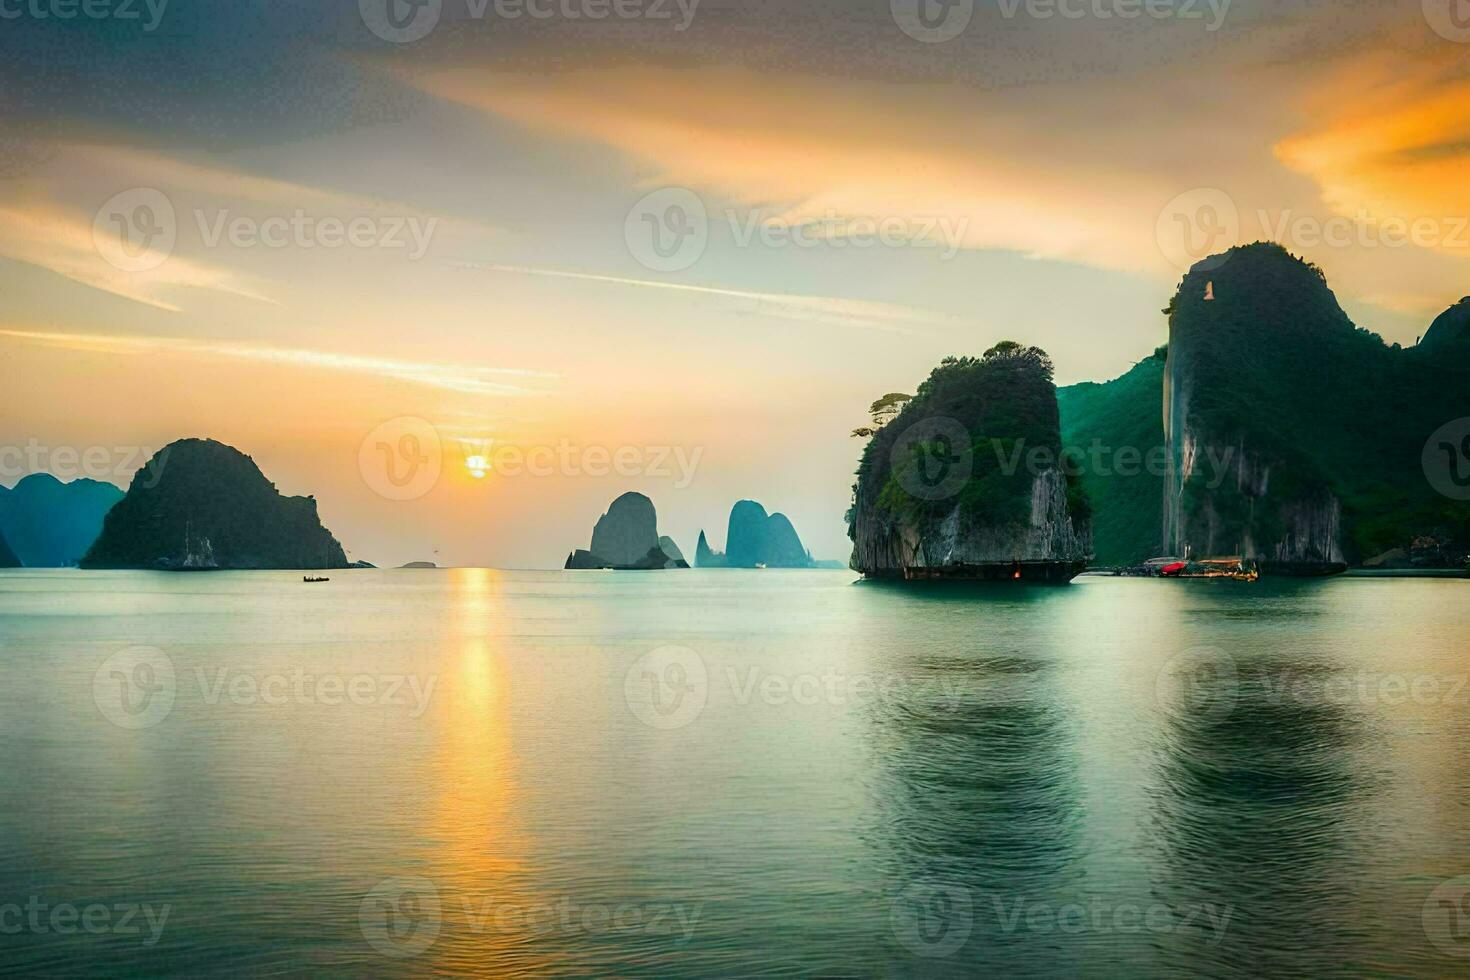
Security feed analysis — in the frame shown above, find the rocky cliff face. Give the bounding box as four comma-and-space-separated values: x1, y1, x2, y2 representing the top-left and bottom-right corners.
0, 473, 124, 566
1162, 244, 1362, 573
851, 468, 1091, 578
848, 343, 1092, 581
566, 492, 687, 569
81, 438, 348, 570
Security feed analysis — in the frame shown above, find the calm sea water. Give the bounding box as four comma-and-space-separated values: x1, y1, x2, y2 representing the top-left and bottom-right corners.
2, 568, 1469, 977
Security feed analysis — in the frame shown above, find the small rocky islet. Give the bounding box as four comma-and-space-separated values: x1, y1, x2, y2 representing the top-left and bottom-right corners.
80, 438, 348, 571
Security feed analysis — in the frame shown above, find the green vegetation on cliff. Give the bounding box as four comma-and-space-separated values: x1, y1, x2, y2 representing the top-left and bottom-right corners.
852, 342, 1069, 535
1057, 351, 1166, 566
1164, 242, 1470, 563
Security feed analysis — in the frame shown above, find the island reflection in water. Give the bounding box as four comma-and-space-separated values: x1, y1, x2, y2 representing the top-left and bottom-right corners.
0, 569, 1468, 975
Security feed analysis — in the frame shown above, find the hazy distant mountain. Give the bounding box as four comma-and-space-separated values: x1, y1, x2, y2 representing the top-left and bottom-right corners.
565, 492, 687, 569
0, 529, 19, 568
696, 500, 814, 568
0, 473, 124, 566
694, 529, 726, 567
81, 438, 349, 570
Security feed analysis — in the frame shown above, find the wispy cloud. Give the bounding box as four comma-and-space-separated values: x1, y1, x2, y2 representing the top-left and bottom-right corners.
0, 204, 271, 312
0, 141, 498, 314
0, 329, 557, 397
458, 262, 944, 333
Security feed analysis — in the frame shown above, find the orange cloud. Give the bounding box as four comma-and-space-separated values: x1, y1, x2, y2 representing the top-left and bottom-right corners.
1275, 57, 1470, 254
401, 64, 1207, 277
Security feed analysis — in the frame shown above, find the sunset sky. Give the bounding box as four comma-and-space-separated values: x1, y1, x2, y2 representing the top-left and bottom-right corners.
2, 0, 1468, 567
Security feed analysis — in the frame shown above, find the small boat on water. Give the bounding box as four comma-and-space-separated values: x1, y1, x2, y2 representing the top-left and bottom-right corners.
302, 575, 330, 583
1119, 556, 1259, 581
